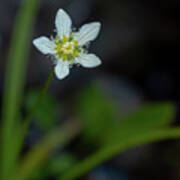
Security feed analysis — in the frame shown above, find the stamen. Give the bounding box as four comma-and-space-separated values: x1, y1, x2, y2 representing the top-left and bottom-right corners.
54, 36, 81, 61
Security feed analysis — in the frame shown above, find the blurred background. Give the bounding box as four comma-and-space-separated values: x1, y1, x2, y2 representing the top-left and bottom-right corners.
1, 0, 180, 179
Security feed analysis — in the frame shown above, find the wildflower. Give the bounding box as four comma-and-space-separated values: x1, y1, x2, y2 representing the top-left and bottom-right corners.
33, 9, 102, 79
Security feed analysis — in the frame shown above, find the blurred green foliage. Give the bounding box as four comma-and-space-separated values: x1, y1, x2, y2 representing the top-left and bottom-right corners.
25, 90, 60, 132
47, 153, 77, 176
60, 84, 178, 179
30, 153, 77, 179
104, 102, 175, 145
76, 84, 119, 144
76, 84, 175, 145
0, 0, 180, 179
14, 121, 79, 180
0, 0, 40, 179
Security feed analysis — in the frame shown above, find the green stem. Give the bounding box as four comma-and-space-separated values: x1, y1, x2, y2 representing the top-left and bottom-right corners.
14, 69, 55, 165
23, 68, 54, 131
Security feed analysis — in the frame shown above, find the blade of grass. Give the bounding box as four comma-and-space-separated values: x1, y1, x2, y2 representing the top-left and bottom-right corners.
0, 0, 40, 179
14, 120, 80, 180
60, 127, 180, 180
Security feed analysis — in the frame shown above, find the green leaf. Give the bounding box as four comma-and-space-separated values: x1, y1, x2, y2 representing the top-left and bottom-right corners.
60, 127, 180, 180
76, 84, 118, 144
25, 90, 60, 132
60, 102, 177, 180
76, 83, 175, 147
29, 153, 77, 180
47, 153, 77, 175
29, 166, 49, 180
104, 102, 176, 145
0, 0, 40, 179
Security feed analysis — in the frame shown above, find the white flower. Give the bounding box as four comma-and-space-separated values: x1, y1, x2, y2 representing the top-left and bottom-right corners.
33, 9, 102, 80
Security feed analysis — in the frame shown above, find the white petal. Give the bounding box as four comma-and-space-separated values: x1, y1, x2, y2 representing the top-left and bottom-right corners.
55, 9, 72, 39
55, 60, 70, 80
33, 37, 55, 54
75, 22, 101, 46
76, 54, 102, 68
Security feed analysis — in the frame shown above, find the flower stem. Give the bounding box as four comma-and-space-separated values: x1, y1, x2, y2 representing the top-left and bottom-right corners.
14, 69, 55, 158
23, 68, 55, 133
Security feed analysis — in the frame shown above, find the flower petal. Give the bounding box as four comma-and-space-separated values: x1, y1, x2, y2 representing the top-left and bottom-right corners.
75, 22, 101, 46
55, 60, 70, 79
55, 9, 72, 39
76, 54, 102, 68
33, 37, 55, 54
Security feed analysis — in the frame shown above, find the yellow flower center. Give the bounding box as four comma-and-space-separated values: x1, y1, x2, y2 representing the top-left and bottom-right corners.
54, 36, 81, 61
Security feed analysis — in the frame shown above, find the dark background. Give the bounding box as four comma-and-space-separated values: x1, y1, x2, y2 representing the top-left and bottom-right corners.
1, 0, 180, 179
